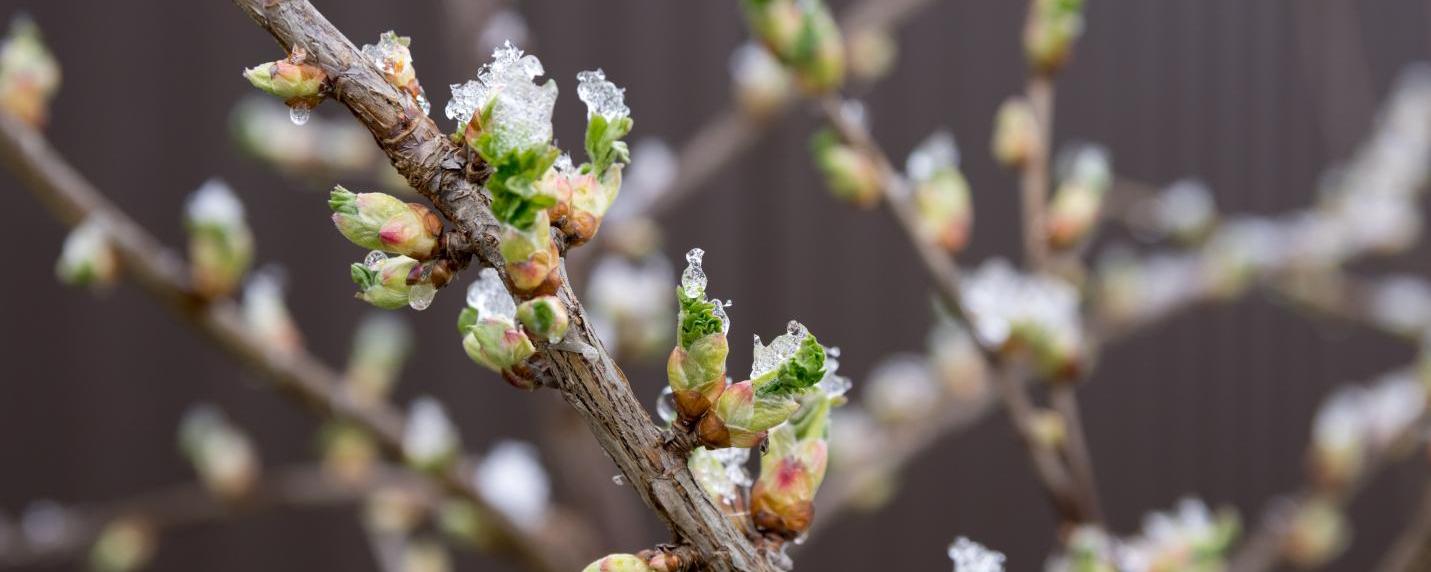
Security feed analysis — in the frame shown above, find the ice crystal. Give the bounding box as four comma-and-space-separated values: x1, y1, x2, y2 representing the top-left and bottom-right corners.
445, 41, 556, 155
576, 68, 629, 120
656, 386, 677, 424
288, 105, 311, 126
815, 346, 851, 398
407, 282, 436, 311
466, 268, 517, 321
474, 440, 550, 531
751, 321, 809, 379
948, 537, 1005, 572
689, 446, 751, 505
361, 31, 410, 82
906, 131, 960, 183
681, 248, 708, 298
963, 259, 1081, 350
364, 250, 388, 270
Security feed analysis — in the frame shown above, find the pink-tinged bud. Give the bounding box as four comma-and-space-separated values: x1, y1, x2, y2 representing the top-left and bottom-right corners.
1047, 143, 1111, 250
178, 405, 260, 503
89, 518, 156, 572
242, 46, 327, 109
582, 554, 654, 572
499, 212, 561, 295
330, 186, 442, 260
56, 218, 120, 290
812, 130, 882, 207
0, 16, 60, 128
462, 317, 536, 374
750, 424, 828, 539
906, 132, 973, 253
185, 179, 254, 299
701, 380, 800, 449
992, 97, 1041, 169
351, 254, 421, 310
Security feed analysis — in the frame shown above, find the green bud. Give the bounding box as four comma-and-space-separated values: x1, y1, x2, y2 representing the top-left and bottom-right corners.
811, 129, 882, 207
992, 97, 1041, 169
438, 499, 494, 549
56, 218, 119, 290
1047, 144, 1111, 250
330, 186, 443, 259
319, 421, 379, 487
585, 112, 634, 177
351, 255, 420, 310
752, 326, 827, 398
89, 518, 156, 572
1025, 0, 1085, 75
345, 313, 414, 406
185, 180, 254, 299
742, 0, 845, 93
582, 554, 654, 572
907, 133, 973, 253
516, 296, 569, 343
480, 140, 561, 230
701, 380, 800, 448
0, 15, 60, 128
499, 212, 560, 294
462, 317, 536, 373
178, 404, 260, 502
242, 47, 327, 107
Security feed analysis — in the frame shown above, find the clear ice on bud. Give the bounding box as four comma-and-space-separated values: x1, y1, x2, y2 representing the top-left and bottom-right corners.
576, 68, 629, 121
611, 474, 626, 486
713, 300, 732, 334
751, 321, 809, 379
407, 282, 437, 311
365, 250, 389, 270
906, 131, 960, 182
466, 268, 517, 321
288, 105, 311, 126
655, 386, 677, 424
681, 248, 708, 298
948, 537, 1005, 572
445, 41, 556, 155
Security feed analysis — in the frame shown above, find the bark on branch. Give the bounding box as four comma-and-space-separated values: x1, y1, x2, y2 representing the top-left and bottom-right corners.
230, 2, 781, 570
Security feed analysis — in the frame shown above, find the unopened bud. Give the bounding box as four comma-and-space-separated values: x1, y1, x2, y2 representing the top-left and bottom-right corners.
330, 186, 442, 259
351, 254, 421, 310
320, 421, 379, 487
992, 97, 1041, 169
1282, 499, 1348, 568
56, 218, 119, 290
0, 16, 60, 128
742, 0, 845, 93
702, 380, 795, 449
185, 179, 254, 299
365, 486, 428, 534
812, 130, 882, 207
668, 275, 732, 423
178, 405, 260, 502
1025, 0, 1085, 75
89, 518, 155, 572
750, 424, 829, 539
907, 132, 973, 252
516, 296, 569, 343
730, 43, 792, 119
462, 318, 536, 375
499, 213, 561, 295
847, 27, 897, 83
403, 396, 460, 471
1047, 144, 1111, 250
242, 46, 327, 109
583, 554, 654, 572
438, 499, 493, 549
242, 267, 303, 354
345, 313, 414, 406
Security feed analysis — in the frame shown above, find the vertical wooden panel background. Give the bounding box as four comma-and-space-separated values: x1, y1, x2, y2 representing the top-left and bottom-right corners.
1, 1, 1428, 570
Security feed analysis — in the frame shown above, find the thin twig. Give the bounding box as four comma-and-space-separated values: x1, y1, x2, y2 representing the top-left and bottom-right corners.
0, 111, 570, 572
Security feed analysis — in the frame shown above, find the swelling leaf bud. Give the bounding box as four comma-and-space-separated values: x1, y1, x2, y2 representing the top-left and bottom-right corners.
56, 218, 120, 290
242, 46, 327, 109
516, 296, 569, 343
178, 405, 260, 502
582, 554, 655, 572
992, 97, 1041, 169
185, 179, 254, 299
1025, 0, 1085, 75
330, 186, 443, 259
351, 254, 421, 310
0, 16, 60, 128
811, 129, 882, 207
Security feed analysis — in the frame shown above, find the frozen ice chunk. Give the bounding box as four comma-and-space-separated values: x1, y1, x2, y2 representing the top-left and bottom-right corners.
947, 537, 1005, 572
445, 41, 556, 155
466, 268, 517, 321
681, 248, 707, 298
751, 321, 809, 379
576, 68, 629, 121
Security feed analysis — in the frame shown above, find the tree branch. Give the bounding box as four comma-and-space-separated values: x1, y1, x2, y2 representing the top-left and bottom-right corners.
0, 110, 568, 572
230, 2, 781, 569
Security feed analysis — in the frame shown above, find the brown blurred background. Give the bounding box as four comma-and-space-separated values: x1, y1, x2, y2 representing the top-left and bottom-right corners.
3, 0, 1431, 570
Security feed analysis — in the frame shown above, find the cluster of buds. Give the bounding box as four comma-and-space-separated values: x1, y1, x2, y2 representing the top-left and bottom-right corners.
740, 0, 845, 93
1307, 372, 1425, 491
0, 16, 59, 127
184, 179, 254, 299
749, 390, 836, 539
1046, 143, 1111, 250
963, 259, 1084, 379
730, 43, 793, 119
811, 129, 882, 207
906, 131, 974, 253
1024, 0, 1085, 75
458, 268, 537, 387
991, 97, 1041, 169
402, 396, 460, 471
1117, 498, 1239, 571
55, 218, 119, 290
362, 31, 429, 114
89, 518, 156, 572
666, 249, 832, 449
241, 267, 303, 354
178, 405, 260, 502
331, 186, 443, 260
242, 46, 328, 124
947, 537, 1006, 572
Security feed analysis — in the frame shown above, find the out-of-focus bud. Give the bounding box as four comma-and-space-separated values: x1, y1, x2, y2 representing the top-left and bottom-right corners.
667, 249, 731, 424
437, 499, 493, 549
1139, 179, 1217, 245
351, 253, 421, 310
89, 518, 155, 572
516, 296, 568, 343
582, 554, 655, 572
589, 253, 675, 360
402, 537, 452, 572
319, 421, 379, 487
178, 405, 260, 502
364, 486, 427, 535
750, 392, 834, 540
1047, 143, 1111, 250
330, 186, 443, 259
741, 0, 845, 93
1203, 218, 1282, 298
847, 27, 897, 83
361, 31, 429, 114
811, 129, 882, 207
56, 219, 119, 290
402, 396, 460, 472
1024, 0, 1085, 76
185, 179, 254, 299
242, 46, 327, 119
928, 319, 990, 401
963, 260, 1084, 379
864, 354, 939, 424
499, 211, 560, 295
242, 267, 303, 354
906, 131, 974, 252
1282, 499, 1348, 569
1308, 386, 1368, 491
1046, 526, 1117, 572
1120, 498, 1239, 572
0, 16, 60, 128
474, 440, 551, 532
947, 537, 1006, 572
992, 97, 1041, 169
730, 43, 793, 119
345, 313, 413, 406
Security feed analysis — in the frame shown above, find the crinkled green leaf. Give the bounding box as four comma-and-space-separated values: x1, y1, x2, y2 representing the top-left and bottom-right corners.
756, 334, 827, 398
677, 286, 724, 349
